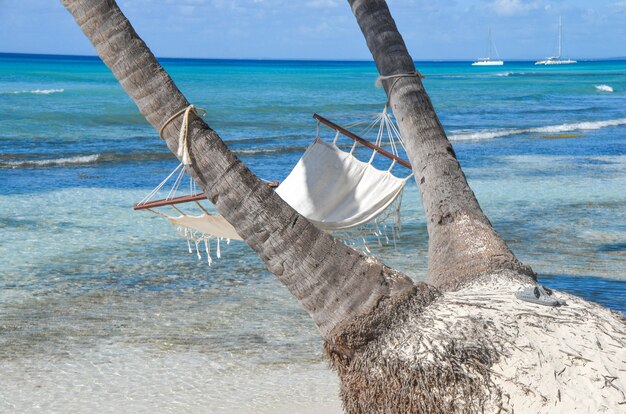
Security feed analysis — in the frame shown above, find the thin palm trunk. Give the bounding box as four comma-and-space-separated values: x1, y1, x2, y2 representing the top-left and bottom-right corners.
348, 0, 534, 290
61, 0, 417, 340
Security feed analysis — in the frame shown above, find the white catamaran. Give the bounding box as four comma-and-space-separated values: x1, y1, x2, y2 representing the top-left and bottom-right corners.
535, 16, 576, 65
472, 28, 504, 66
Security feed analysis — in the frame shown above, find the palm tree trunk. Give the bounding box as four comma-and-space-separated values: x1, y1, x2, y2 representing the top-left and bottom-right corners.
348, 0, 534, 290
61, 0, 418, 340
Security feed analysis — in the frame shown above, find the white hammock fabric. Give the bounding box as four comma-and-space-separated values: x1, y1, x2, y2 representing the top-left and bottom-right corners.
276, 138, 409, 231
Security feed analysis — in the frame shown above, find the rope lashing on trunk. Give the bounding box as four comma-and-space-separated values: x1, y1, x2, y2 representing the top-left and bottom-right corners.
159, 105, 207, 166
376, 71, 425, 105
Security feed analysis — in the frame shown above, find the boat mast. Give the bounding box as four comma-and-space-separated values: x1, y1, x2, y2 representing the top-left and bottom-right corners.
558, 16, 562, 59
492, 28, 501, 60
487, 27, 501, 60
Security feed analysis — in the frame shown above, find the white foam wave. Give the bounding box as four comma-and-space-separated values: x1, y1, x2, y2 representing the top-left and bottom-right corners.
2, 154, 100, 168
234, 147, 305, 155
439, 71, 523, 79
7, 88, 65, 95
595, 84, 613, 92
235, 148, 283, 155
449, 117, 626, 141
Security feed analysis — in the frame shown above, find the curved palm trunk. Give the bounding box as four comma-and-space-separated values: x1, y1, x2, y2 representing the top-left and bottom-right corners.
348, 0, 534, 290
61, 0, 417, 340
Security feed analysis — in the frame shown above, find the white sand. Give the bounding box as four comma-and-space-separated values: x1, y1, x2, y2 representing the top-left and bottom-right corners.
0, 343, 342, 413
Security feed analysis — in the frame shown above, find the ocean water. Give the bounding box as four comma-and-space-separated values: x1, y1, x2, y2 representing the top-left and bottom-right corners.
1, 53, 625, 412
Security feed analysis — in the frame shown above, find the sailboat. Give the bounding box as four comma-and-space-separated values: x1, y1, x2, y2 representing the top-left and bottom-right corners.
535, 17, 576, 65
472, 28, 504, 66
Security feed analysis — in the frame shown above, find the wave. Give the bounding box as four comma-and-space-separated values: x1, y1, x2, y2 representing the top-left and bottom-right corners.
437, 71, 626, 80
4, 88, 65, 95
435, 71, 529, 79
449, 117, 626, 141
225, 134, 308, 146
233, 146, 307, 156
1, 154, 100, 168
0, 151, 174, 169
595, 84, 614, 92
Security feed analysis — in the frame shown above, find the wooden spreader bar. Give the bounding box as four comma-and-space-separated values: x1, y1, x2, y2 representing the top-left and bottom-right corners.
313, 113, 412, 170
133, 193, 208, 210
134, 181, 279, 210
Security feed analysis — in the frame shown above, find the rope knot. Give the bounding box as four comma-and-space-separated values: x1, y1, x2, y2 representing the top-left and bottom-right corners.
158, 104, 206, 166
375, 70, 424, 88
375, 71, 425, 105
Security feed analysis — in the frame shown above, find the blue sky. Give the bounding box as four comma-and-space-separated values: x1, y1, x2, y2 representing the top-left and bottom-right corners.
0, 0, 625, 60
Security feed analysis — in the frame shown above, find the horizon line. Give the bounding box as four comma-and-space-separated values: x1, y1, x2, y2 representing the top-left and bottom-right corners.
2, 51, 626, 63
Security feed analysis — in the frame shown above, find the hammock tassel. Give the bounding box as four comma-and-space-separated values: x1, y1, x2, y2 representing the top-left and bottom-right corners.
204, 239, 212, 265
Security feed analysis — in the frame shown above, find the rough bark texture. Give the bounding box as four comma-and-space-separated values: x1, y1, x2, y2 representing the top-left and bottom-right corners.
348, 0, 534, 291
61, 0, 417, 340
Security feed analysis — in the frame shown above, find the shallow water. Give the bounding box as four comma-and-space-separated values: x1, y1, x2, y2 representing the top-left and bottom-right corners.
1, 54, 625, 412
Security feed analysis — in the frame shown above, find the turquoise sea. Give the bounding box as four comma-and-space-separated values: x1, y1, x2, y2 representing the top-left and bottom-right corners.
1, 53, 625, 412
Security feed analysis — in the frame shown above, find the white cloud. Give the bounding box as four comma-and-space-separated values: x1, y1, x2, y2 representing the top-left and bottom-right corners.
489, 0, 541, 16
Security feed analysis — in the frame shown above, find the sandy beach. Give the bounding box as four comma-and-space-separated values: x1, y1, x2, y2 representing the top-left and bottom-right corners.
0, 342, 342, 413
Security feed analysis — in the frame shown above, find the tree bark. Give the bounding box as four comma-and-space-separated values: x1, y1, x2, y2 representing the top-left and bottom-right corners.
61, 0, 417, 340
347, 0, 534, 290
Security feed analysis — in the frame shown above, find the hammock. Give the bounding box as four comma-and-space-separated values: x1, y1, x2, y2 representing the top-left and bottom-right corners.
135, 111, 413, 261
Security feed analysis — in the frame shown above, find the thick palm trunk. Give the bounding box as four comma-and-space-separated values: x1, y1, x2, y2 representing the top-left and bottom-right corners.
61, 0, 417, 340
348, 0, 533, 290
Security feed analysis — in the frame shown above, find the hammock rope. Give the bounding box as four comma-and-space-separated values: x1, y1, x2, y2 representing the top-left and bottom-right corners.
138, 163, 184, 205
